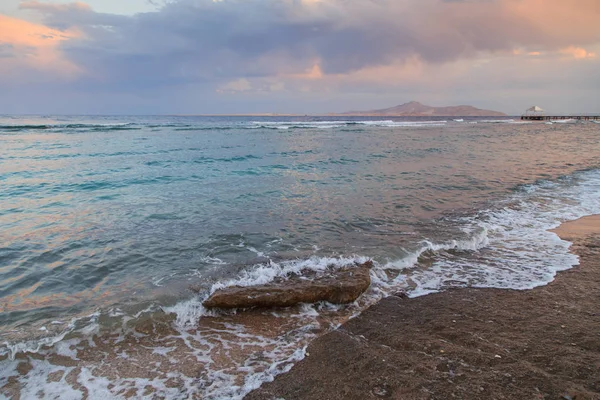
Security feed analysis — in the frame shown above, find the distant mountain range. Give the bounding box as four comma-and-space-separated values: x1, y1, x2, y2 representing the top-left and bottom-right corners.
336, 101, 507, 117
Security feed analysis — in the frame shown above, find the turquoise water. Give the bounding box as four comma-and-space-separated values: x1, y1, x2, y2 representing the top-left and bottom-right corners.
1, 115, 599, 398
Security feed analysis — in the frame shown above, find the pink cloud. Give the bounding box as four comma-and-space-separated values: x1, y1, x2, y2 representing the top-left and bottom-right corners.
0, 13, 81, 79
560, 46, 596, 59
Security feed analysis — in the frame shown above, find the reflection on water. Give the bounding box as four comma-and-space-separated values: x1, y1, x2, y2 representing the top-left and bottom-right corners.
1, 117, 599, 327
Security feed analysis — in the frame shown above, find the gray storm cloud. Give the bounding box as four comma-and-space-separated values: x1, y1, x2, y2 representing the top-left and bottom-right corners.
1, 0, 597, 114
18, 0, 600, 86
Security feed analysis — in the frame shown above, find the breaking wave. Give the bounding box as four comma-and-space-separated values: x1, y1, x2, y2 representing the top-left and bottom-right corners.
250, 120, 448, 129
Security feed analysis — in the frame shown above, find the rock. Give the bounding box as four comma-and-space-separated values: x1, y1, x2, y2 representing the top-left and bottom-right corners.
203, 262, 373, 309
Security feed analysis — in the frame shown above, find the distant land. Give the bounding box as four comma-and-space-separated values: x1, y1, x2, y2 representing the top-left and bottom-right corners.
334, 101, 507, 117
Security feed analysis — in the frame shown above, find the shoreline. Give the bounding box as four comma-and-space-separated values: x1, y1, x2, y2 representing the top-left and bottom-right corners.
247, 215, 600, 399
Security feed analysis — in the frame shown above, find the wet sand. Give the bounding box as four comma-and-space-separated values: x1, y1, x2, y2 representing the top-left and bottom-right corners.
247, 216, 600, 400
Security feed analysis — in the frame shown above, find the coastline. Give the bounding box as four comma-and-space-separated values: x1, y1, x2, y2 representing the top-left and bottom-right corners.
247, 215, 600, 400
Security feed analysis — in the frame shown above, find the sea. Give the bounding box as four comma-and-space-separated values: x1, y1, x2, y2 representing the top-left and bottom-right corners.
0, 115, 599, 399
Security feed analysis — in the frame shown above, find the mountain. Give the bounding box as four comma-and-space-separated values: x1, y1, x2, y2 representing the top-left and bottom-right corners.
338, 101, 506, 117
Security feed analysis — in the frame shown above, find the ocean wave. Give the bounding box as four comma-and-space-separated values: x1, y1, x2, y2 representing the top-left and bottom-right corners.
3, 167, 600, 399
383, 228, 489, 271
0, 119, 452, 134
476, 119, 515, 123
0, 311, 100, 360
552, 119, 577, 124
249, 120, 447, 129
164, 228, 493, 328
174, 126, 236, 131
0, 123, 143, 133
406, 169, 600, 296
0, 124, 51, 131
354, 120, 447, 126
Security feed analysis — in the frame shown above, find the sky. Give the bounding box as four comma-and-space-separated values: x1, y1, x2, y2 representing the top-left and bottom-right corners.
0, 0, 599, 115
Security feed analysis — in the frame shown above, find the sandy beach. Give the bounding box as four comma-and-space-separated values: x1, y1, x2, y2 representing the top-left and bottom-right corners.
247, 216, 600, 400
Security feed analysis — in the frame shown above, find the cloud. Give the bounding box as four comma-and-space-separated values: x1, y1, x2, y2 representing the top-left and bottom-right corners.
284, 63, 324, 80
560, 46, 596, 59
217, 78, 252, 93
25, 0, 600, 77
1, 0, 599, 113
0, 13, 81, 81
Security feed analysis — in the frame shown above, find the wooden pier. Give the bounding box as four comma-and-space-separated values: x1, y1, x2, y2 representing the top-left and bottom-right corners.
521, 115, 600, 121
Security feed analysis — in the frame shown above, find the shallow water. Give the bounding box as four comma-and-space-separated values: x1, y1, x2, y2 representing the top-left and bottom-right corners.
1, 115, 599, 398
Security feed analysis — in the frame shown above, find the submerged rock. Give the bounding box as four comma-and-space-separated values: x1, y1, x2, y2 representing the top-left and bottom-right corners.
203, 261, 373, 309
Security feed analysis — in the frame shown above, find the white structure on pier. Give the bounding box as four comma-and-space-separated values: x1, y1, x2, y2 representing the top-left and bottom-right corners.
525, 106, 545, 116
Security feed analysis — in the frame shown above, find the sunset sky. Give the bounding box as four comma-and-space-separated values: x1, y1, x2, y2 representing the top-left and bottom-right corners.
1, 0, 599, 115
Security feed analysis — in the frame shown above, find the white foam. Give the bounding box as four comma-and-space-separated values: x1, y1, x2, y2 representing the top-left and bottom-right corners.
356, 120, 447, 127
163, 296, 209, 328
0, 310, 104, 361
478, 119, 515, 123
383, 228, 489, 270
200, 255, 228, 265
250, 121, 347, 130
108, 308, 125, 318
211, 255, 370, 292
151, 346, 175, 356
238, 346, 307, 398
152, 276, 166, 287
162, 255, 369, 328
8, 359, 81, 399
407, 170, 600, 295
252, 121, 349, 126
2, 325, 73, 361
248, 120, 447, 129
54, 339, 80, 360
246, 246, 266, 258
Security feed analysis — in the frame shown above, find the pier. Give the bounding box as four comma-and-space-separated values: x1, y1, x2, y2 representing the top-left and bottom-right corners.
521, 115, 600, 121
520, 105, 600, 121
